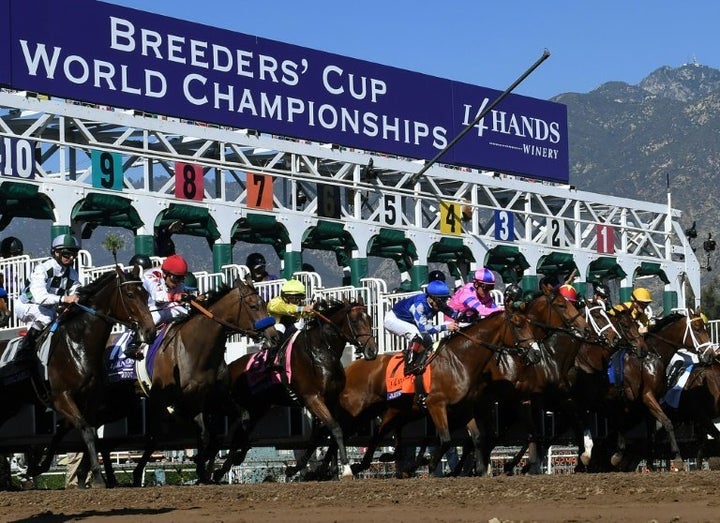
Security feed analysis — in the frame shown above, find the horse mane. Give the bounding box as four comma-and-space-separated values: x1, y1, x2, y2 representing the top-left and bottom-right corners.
77, 268, 121, 300
649, 311, 684, 332
188, 283, 231, 315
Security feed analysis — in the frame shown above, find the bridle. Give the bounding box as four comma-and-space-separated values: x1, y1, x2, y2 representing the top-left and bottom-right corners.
313, 303, 376, 355
530, 293, 587, 339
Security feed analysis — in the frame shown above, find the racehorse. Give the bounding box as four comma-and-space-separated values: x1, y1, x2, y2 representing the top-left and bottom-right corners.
669, 349, 720, 465
207, 296, 377, 482
340, 307, 540, 477
571, 304, 648, 470
607, 310, 713, 471
129, 276, 277, 486
0, 266, 156, 487
465, 291, 593, 475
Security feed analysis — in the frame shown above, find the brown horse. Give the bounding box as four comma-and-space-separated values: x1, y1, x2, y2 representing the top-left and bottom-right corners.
571, 304, 648, 469
607, 310, 713, 471
668, 352, 720, 464
0, 266, 156, 487
340, 307, 540, 477
130, 277, 277, 486
207, 296, 377, 482
465, 291, 593, 475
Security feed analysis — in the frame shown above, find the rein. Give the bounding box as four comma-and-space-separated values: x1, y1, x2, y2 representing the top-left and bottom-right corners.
189, 297, 263, 339
312, 304, 374, 352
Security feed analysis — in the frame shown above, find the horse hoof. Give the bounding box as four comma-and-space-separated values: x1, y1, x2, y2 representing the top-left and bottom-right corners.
285, 466, 298, 477
610, 452, 622, 467
340, 464, 353, 480
580, 453, 591, 467
350, 464, 362, 476
670, 458, 685, 472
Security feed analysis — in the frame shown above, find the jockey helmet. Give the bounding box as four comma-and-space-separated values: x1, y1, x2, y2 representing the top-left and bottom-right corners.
128, 254, 153, 272
558, 284, 578, 302
504, 284, 524, 303
428, 270, 446, 283
161, 254, 188, 276
0, 236, 23, 257
246, 252, 267, 270
51, 233, 80, 253
594, 283, 609, 298
473, 267, 495, 290
632, 287, 652, 304
281, 279, 306, 296
426, 280, 451, 298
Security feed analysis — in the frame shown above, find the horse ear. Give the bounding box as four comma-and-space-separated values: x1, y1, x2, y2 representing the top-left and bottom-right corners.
116, 264, 127, 278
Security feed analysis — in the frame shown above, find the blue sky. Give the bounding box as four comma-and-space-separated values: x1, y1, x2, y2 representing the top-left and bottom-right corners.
104, 0, 720, 100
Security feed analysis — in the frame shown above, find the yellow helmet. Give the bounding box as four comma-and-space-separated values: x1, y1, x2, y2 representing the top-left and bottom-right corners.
632, 287, 652, 304
281, 279, 306, 296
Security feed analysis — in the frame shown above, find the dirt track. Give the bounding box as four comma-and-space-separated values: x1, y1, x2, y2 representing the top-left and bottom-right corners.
2, 471, 719, 522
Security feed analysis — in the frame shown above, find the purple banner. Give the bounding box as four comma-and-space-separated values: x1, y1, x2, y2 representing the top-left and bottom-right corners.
0, 0, 568, 182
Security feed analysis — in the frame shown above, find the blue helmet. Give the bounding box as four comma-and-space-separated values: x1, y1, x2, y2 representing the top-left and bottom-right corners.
426, 280, 451, 298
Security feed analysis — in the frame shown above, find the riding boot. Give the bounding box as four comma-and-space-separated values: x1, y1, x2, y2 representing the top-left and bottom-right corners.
666, 360, 685, 389
15, 327, 42, 369
123, 334, 145, 360
404, 337, 425, 376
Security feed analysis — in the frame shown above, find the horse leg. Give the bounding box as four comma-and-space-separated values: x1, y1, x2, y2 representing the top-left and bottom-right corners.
424, 401, 452, 474
26, 421, 71, 478
351, 408, 404, 476
302, 396, 352, 480
191, 411, 213, 484
642, 390, 684, 471
212, 413, 257, 483
100, 449, 117, 488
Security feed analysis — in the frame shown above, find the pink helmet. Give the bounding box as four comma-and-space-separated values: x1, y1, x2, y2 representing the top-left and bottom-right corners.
558, 284, 578, 302
161, 254, 188, 276
473, 267, 495, 286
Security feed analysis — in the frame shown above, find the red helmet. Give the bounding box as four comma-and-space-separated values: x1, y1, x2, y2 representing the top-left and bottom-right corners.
161, 254, 188, 276
558, 284, 578, 302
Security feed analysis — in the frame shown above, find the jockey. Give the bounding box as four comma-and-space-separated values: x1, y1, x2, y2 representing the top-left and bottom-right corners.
384, 280, 459, 375
504, 283, 525, 310
246, 252, 278, 283
265, 279, 314, 367
13, 234, 81, 367
612, 287, 653, 334
448, 267, 503, 322
591, 283, 611, 310
0, 236, 23, 258
125, 254, 192, 361
143, 254, 192, 325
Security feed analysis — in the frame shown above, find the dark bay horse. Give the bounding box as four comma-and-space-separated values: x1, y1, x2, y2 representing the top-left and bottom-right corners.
0, 266, 156, 487
572, 304, 648, 469
130, 277, 277, 486
466, 291, 593, 475
669, 351, 720, 464
607, 310, 713, 471
340, 307, 540, 477
208, 296, 377, 482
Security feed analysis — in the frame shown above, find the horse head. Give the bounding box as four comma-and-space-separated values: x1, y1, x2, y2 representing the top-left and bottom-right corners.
79, 265, 156, 344
528, 291, 590, 340
502, 307, 542, 363
313, 296, 378, 360
232, 277, 278, 341
607, 306, 647, 353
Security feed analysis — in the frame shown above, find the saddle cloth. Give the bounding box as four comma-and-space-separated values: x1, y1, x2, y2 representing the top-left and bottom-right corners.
385, 353, 432, 400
